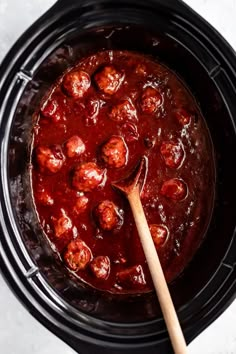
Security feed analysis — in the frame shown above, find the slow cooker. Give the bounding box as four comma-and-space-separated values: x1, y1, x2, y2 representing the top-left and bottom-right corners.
0, 0, 236, 353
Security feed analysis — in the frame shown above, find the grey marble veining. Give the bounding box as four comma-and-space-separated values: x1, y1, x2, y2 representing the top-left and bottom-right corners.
0, 0, 236, 353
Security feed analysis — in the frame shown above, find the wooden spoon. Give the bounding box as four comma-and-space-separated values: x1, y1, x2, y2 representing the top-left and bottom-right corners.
112, 156, 188, 354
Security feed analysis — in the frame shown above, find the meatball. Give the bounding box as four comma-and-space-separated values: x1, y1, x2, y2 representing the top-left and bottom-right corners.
64, 239, 93, 271
101, 136, 128, 168
150, 224, 169, 248
109, 100, 137, 122
65, 135, 85, 158
95, 200, 123, 231
36, 187, 54, 206
140, 87, 162, 114
120, 122, 139, 142
160, 178, 187, 201
41, 98, 64, 123
94, 65, 124, 95
116, 265, 146, 289
62, 70, 90, 98
160, 141, 185, 169
74, 195, 89, 214
90, 256, 110, 280
175, 108, 191, 126
72, 162, 106, 192
51, 209, 73, 238
35, 145, 65, 173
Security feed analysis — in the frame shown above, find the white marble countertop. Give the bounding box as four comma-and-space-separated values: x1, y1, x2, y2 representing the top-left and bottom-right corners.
0, 0, 236, 353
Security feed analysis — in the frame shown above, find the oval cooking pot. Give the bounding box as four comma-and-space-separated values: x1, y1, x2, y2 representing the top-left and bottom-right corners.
0, 0, 236, 353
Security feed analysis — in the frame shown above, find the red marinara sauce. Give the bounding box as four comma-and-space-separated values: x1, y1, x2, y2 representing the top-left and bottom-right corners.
32, 50, 215, 294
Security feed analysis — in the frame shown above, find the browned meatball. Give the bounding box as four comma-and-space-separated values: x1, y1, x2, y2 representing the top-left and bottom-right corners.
90, 256, 110, 279
95, 200, 123, 231
160, 178, 188, 201
101, 136, 128, 168
35, 145, 65, 173
160, 141, 185, 169
63, 70, 90, 98
116, 265, 146, 289
94, 65, 124, 95
74, 195, 89, 214
64, 239, 93, 271
65, 135, 85, 158
41, 98, 64, 123
109, 100, 137, 122
72, 162, 106, 192
140, 87, 162, 114
51, 209, 73, 238
150, 224, 169, 248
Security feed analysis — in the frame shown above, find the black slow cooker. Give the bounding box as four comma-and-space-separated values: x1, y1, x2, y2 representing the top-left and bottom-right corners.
0, 0, 236, 353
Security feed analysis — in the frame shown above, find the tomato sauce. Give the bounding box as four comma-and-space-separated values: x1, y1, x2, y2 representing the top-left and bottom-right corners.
31, 50, 215, 294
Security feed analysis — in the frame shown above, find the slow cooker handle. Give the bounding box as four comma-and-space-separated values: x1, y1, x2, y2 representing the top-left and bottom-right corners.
55, 0, 186, 9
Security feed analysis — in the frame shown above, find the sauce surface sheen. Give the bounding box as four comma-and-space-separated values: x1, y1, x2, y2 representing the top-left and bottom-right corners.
32, 50, 215, 294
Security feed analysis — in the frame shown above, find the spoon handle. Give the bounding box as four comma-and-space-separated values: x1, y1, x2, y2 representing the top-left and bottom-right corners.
128, 189, 188, 354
